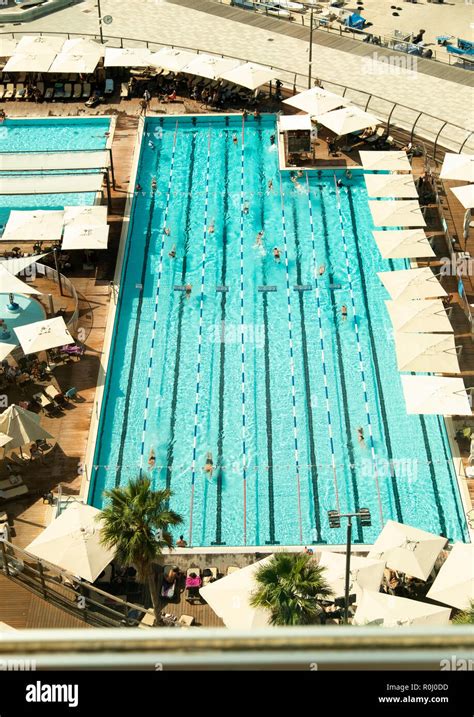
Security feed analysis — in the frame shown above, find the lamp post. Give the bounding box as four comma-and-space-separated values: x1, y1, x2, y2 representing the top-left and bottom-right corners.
308, 4, 314, 89
97, 0, 104, 44
328, 507, 371, 624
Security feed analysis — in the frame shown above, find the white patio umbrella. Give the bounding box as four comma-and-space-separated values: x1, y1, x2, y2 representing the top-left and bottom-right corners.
25, 502, 115, 583
182, 54, 241, 80
63, 205, 107, 226
104, 47, 153, 68
49, 53, 101, 74
317, 106, 380, 136
369, 199, 426, 227
368, 520, 447, 580
0, 343, 13, 362
14, 317, 73, 355
359, 150, 411, 172
393, 332, 460, 373
2, 210, 64, 244
3, 51, 56, 74
377, 267, 446, 301
149, 48, 197, 73
440, 153, 474, 183
0, 264, 41, 296
385, 299, 453, 333
15, 35, 65, 54
426, 543, 474, 610
365, 174, 418, 199
317, 551, 385, 600
451, 184, 474, 210
0, 254, 48, 276
62, 224, 109, 251
219, 62, 275, 90
61, 38, 105, 56
401, 375, 471, 416
0, 621, 16, 631
353, 590, 451, 626
283, 87, 349, 117
0, 432, 13, 449
0, 38, 18, 58
373, 229, 434, 258
199, 556, 273, 629
0, 404, 53, 454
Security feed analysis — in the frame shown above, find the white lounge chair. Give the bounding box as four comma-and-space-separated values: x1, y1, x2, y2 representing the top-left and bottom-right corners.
15, 83, 26, 99
0, 484, 28, 499
73, 83, 82, 99
4, 83, 14, 100
63, 83, 72, 99
120, 82, 129, 99
82, 82, 91, 99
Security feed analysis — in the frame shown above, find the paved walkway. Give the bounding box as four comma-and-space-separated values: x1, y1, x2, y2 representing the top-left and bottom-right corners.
4, 0, 474, 144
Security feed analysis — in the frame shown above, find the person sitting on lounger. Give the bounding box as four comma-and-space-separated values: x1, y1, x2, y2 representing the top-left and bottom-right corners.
185, 572, 202, 588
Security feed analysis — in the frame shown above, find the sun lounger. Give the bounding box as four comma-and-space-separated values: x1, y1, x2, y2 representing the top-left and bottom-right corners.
104, 78, 114, 95
120, 82, 129, 99
63, 83, 72, 99
0, 484, 29, 500
4, 84, 15, 100
185, 568, 202, 603
15, 83, 26, 99
82, 82, 91, 98
0, 475, 23, 491
33, 392, 52, 409
226, 565, 239, 575
139, 608, 156, 627
0, 85, 5, 100
73, 83, 82, 99
178, 614, 195, 627
44, 86, 54, 100
53, 83, 65, 100
202, 567, 218, 586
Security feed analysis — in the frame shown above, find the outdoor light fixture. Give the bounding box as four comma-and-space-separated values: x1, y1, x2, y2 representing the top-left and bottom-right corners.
327, 508, 372, 624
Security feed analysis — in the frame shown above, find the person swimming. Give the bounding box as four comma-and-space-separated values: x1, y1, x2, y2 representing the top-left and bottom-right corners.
209, 220, 215, 234
148, 140, 155, 150
185, 283, 192, 298
232, 133, 238, 145
151, 177, 157, 192
255, 230, 264, 248
341, 304, 348, 320
135, 182, 142, 192
148, 448, 156, 467
270, 134, 275, 145
273, 246, 281, 263
168, 245, 176, 259
243, 204, 249, 215
203, 452, 214, 479
164, 226, 171, 236
357, 427, 365, 446
345, 169, 352, 180
318, 264, 326, 276
268, 179, 273, 192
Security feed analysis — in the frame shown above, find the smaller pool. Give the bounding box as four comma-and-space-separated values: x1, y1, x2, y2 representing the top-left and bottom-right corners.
0, 294, 46, 346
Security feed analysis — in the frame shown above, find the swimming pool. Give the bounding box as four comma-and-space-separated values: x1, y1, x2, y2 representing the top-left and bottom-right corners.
91, 114, 468, 547
0, 117, 110, 228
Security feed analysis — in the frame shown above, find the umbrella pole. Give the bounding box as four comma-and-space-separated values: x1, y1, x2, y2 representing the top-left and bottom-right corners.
7, 293, 19, 312
53, 248, 64, 297
343, 517, 353, 625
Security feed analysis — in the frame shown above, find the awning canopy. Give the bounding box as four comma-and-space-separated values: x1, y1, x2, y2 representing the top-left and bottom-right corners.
219, 62, 275, 90
368, 520, 447, 580
0, 404, 53, 451
393, 331, 460, 373
317, 551, 385, 600
61, 37, 105, 56
62, 224, 109, 250
426, 543, 474, 610
48, 52, 101, 74
279, 114, 312, 132
0, 264, 40, 296
2, 210, 64, 243
199, 557, 273, 629
104, 47, 153, 68
14, 317, 73, 355
25, 502, 115, 583
369, 199, 426, 227
451, 184, 474, 210
0, 253, 48, 276
372, 229, 435, 258
440, 153, 474, 183
3, 51, 56, 73
353, 590, 451, 626
0, 38, 18, 58
317, 106, 380, 136
15, 35, 65, 54
385, 298, 453, 333
63, 205, 108, 226
359, 150, 411, 172
181, 54, 241, 80
377, 267, 447, 301
401, 375, 471, 416
149, 48, 197, 72
283, 87, 349, 117
365, 174, 418, 199
0, 174, 104, 195
0, 151, 109, 172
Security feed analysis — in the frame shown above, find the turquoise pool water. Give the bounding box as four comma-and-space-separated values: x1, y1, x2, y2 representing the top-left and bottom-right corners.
0, 295, 46, 346
0, 117, 110, 228
91, 115, 468, 547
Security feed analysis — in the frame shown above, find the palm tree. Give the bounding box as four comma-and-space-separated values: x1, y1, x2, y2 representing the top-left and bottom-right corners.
99, 477, 183, 626
452, 600, 474, 625
249, 552, 333, 626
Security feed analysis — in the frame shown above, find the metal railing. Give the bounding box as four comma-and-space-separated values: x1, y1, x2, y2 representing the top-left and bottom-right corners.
0, 29, 472, 157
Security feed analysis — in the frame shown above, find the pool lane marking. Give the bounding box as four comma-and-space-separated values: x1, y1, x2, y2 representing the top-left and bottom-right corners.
305, 173, 341, 516
139, 120, 179, 472
188, 128, 212, 546
333, 174, 384, 527
278, 174, 304, 544
239, 116, 249, 545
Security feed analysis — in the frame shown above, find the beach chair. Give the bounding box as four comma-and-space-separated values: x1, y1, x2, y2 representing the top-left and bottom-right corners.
0, 484, 29, 500
33, 392, 53, 410
120, 82, 129, 99
82, 82, 91, 99
73, 83, 82, 99
44, 384, 66, 407
201, 567, 218, 586
0, 85, 6, 100
53, 83, 65, 100
15, 84, 26, 99
64, 387, 78, 401
139, 608, 156, 627
104, 78, 114, 95
63, 83, 73, 99
44, 85, 54, 100
226, 565, 240, 575
4, 83, 15, 100
178, 614, 195, 627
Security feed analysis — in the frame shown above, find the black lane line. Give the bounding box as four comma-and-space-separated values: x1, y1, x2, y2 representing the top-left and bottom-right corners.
319, 186, 362, 542
113, 126, 163, 489
291, 199, 322, 542
165, 132, 197, 492
346, 189, 403, 523
213, 129, 230, 546
436, 415, 465, 539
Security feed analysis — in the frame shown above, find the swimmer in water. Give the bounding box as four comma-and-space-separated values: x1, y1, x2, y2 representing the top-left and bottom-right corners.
168, 245, 176, 259
151, 177, 157, 192
273, 246, 281, 263
297, 170, 304, 178
135, 183, 142, 193
203, 451, 214, 479
232, 133, 238, 145
345, 169, 352, 180
357, 427, 365, 446
209, 220, 215, 234
164, 227, 171, 236
270, 134, 275, 145
243, 204, 249, 214
341, 304, 348, 320
148, 449, 156, 467
148, 140, 155, 150
268, 179, 274, 192
255, 230, 264, 248
185, 283, 192, 299
318, 264, 326, 276
336, 178, 343, 188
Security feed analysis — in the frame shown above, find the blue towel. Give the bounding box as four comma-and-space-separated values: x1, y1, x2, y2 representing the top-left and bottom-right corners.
346, 13, 366, 29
